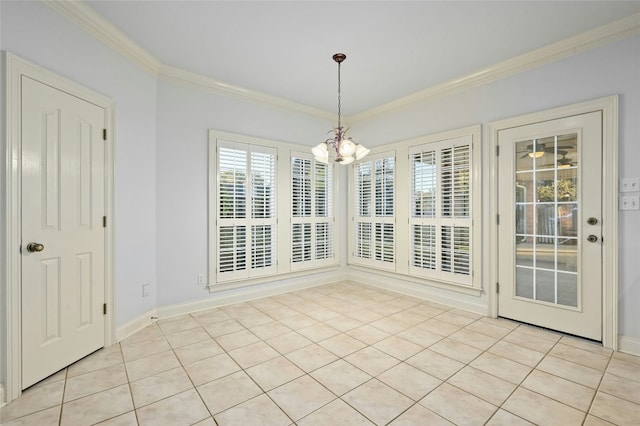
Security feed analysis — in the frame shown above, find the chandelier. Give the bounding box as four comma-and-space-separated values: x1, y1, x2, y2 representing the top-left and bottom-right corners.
312, 53, 369, 165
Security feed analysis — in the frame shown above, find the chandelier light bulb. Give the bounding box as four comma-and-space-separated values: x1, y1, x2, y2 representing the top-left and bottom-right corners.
339, 138, 356, 156
312, 143, 328, 158
355, 144, 370, 160
315, 155, 329, 165
340, 155, 354, 165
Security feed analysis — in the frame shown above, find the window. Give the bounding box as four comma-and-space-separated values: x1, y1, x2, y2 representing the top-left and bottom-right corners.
216, 140, 277, 282
210, 131, 338, 289
352, 152, 395, 270
291, 152, 335, 269
410, 136, 473, 285
348, 125, 480, 292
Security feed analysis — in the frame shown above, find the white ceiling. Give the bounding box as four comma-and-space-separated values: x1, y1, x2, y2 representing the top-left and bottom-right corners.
85, 1, 640, 115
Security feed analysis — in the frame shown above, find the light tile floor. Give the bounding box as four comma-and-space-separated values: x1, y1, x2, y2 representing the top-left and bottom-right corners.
2, 282, 639, 425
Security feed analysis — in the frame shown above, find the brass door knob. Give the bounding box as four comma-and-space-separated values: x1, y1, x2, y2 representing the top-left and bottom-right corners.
26, 242, 45, 253
587, 217, 598, 225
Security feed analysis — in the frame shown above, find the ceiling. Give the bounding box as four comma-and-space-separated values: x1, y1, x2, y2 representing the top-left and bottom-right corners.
85, 1, 640, 115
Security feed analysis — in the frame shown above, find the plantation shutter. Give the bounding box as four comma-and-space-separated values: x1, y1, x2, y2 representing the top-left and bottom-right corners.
250, 151, 276, 271
409, 136, 472, 285
291, 152, 334, 269
440, 144, 471, 276
216, 141, 276, 282
353, 152, 395, 270
314, 161, 333, 261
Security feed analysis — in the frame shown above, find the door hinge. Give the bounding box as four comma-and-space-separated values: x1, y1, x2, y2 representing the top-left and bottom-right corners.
496, 214, 500, 225
103, 216, 107, 228
496, 145, 500, 156
103, 129, 107, 141
496, 283, 500, 294
103, 303, 107, 315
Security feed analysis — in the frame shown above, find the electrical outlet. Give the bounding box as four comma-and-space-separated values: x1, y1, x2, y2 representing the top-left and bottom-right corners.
620, 177, 640, 193
620, 195, 640, 211
142, 282, 150, 297
198, 274, 205, 285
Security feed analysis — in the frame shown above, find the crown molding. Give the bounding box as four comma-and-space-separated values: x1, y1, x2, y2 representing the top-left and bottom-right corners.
43, 0, 334, 120
349, 12, 640, 123
160, 64, 335, 120
44, 1, 639, 122
43, 0, 162, 75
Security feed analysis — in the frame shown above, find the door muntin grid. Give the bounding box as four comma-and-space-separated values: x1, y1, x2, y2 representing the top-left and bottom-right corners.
514, 133, 579, 308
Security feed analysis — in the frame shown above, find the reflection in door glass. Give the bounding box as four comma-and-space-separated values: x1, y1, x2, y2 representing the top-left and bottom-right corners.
514, 134, 578, 307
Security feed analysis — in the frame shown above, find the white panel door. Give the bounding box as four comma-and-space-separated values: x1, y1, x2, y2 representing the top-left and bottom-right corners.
497, 111, 602, 341
21, 76, 106, 388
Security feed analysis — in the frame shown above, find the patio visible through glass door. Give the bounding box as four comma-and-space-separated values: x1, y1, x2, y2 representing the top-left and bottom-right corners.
515, 134, 579, 307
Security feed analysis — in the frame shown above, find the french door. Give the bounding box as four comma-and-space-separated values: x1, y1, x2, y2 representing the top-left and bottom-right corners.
497, 111, 603, 340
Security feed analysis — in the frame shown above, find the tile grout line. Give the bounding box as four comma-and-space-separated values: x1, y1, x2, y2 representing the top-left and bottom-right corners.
583, 347, 615, 424
188, 310, 301, 425
118, 342, 140, 426
162, 313, 219, 426
57, 368, 69, 425
7, 283, 638, 425
246, 287, 429, 424
493, 330, 595, 424
144, 296, 597, 425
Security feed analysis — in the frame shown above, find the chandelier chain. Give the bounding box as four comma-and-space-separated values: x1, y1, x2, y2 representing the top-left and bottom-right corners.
337, 61, 342, 130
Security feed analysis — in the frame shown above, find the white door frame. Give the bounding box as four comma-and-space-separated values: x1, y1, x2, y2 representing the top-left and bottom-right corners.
3, 52, 115, 403
488, 96, 618, 350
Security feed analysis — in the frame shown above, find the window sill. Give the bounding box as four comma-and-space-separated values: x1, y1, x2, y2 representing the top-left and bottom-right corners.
208, 264, 340, 293
348, 264, 483, 297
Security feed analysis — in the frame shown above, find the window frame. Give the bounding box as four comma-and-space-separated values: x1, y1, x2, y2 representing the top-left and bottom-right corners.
215, 139, 278, 282
349, 151, 397, 271
209, 131, 339, 291
290, 151, 336, 271
409, 135, 473, 286
348, 125, 482, 293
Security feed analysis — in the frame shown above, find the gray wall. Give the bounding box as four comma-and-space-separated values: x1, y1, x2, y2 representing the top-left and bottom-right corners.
1, 1, 159, 332
154, 78, 335, 308
352, 34, 640, 340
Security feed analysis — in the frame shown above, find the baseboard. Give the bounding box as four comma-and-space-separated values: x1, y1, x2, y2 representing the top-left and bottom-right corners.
115, 308, 158, 342
349, 270, 487, 316
97, 276, 640, 360
116, 271, 349, 341
157, 271, 349, 320
618, 335, 640, 356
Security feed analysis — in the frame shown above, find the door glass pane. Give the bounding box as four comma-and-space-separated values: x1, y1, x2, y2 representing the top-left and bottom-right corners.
535, 270, 555, 303
557, 238, 577, 272
557, 273, 578, 307
535, 237, 554, 269
516, 244, 533, 267
515, 172, 534, 242
515, 267, 533, 298
514, 134, 579, 308
515, 173, 533, 203
536, 206, 556, 237
558, 203, 577, 237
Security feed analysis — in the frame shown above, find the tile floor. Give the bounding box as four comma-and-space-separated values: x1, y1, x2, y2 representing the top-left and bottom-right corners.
1, 282, 639, 425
